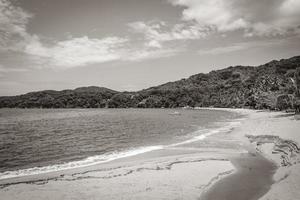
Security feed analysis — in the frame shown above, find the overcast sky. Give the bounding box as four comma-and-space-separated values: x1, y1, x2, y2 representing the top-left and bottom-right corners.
0, 0, 300, 95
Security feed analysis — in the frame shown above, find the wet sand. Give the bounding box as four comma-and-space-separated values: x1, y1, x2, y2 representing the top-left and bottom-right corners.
200, 153, 277, 200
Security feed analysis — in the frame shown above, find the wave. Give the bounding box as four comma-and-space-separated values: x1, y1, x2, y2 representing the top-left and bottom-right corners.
0, 146, 163, 180
168, 119, 244, 147
0, 118, 244, 180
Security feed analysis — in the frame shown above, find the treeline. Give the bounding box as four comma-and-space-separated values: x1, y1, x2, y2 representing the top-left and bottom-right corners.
1, 56, 300, 111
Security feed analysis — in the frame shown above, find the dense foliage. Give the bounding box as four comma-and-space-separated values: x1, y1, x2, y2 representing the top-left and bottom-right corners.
1, 56, 300, 110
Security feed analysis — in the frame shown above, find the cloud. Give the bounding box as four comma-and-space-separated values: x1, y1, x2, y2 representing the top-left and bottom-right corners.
128, 21, 209, 48
198, 40, 284, 55
4, 0, 297, 71
0, 65, 28, 72
147, 40, 162, 48
0, 0, 181, 70
24, 35, 179, 68
198, 45, 247, 56
0, 64, 28, 78
169, 0, 300, 36
0, 0, 34, 50
0, 1, 130, 68
124, 47, 182, 61
24, 36, 128, 68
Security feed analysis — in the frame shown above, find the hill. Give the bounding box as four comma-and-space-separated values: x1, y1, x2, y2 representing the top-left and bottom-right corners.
1, 56, 300, 111
0, 86, 118, 108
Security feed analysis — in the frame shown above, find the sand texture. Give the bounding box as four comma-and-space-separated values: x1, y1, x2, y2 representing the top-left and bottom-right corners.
0, 152, 235, 200
242, 111, 300, 200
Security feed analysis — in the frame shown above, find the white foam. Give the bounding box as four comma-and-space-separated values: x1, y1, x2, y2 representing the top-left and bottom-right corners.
0, 145, 163, 180
168, 120, 243, 147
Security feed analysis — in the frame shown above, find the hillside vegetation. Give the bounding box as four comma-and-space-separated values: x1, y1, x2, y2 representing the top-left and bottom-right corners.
1, 56, 300, 111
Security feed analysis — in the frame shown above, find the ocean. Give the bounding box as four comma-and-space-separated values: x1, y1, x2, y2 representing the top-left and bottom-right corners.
0, 108, 243, 179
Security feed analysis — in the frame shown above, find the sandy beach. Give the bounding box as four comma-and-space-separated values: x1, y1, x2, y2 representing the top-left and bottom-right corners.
0, 109, 299, 200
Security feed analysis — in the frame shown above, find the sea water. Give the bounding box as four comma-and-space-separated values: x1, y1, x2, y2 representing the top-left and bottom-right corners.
0, 108, 243, 179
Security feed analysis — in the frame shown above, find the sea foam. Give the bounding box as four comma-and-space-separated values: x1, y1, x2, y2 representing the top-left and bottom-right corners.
0, 146, 163, 180
168, 119, 243, 147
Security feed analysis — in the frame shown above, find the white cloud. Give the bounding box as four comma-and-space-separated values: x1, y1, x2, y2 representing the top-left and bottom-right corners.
169, 0, 300, 36
129, 21, 208, 41
147, 40, 162, 48
24, 36, 128, 68
198, 45, 247, 56
0, 0, 33, 50
0, 64, 28, 77
23, 35, 181, 68
128, 21, 209, 48
198, 40, 284, 55
0, 66, 28, 72
124, 47, 182, 61
4, 0, 297, 71
0, 1, 132, 68
0, 0, 184, 70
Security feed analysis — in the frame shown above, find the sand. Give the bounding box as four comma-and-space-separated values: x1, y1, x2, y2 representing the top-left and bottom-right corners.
0, 108, 299, 200
240, 111, 300, 200
200, 153, 276, 200
0, 152, 236, 200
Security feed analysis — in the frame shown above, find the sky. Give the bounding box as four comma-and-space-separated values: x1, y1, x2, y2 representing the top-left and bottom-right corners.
0, 0, 300, 96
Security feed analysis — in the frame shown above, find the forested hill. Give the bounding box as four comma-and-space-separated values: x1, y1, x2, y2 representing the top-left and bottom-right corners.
1, 55, 300, 111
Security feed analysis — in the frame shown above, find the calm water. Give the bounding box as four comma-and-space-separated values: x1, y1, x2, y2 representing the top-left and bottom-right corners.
0, 108, 241, 179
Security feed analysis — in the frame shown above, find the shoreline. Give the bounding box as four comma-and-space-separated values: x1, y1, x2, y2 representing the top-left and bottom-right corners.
0, 108, 299, 199
200, 152, 277, 200
201, 108, 300, 200
0, 108, 243, 181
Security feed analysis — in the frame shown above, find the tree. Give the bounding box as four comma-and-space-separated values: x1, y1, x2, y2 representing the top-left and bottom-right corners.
276, 94, 293, 110
292, 67, 300, 113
